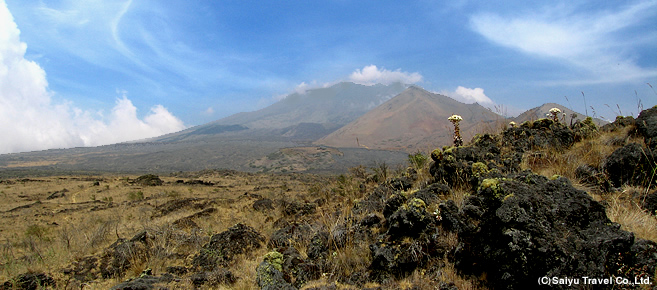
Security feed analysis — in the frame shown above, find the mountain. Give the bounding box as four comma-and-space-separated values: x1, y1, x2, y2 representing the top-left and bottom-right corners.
0, 82, 412, 175
513, 103, 607, 126
151, 82, 408, 143
212, 82, 408, 129
0, 82, 605, 176
315, 86, 503, 152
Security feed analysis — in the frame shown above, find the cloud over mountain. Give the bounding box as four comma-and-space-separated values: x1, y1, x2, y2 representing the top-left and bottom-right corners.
0, 1, 185, 154
349, 65, 423, 86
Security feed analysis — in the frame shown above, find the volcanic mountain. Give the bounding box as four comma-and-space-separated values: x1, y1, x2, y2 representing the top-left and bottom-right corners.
315, 86, 503, 152
153, 82, 408, 143
512, 103, 607, 126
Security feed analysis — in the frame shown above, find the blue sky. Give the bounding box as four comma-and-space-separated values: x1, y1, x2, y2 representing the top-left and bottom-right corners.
1, 0, 656, 153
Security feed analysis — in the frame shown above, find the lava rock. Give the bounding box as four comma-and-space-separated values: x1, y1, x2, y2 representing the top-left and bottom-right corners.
253, 198, 275, 211
1, 272, 55, 290
256, 251, 295, 290
635, 106, 657, 149
192, 223, 265, 271
604, 143, 654, 187
269, 222, 313, 248
132, 174, 163, 186
452, 173, 639, 289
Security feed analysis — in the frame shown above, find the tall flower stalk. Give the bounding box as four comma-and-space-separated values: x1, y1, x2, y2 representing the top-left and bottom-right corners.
549, 108, 562, 123
448, 114, 463, 146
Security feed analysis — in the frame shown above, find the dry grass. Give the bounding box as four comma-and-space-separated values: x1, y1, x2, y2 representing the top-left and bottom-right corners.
0, 171, 325, 288
2, 121, 654, 289
600, 188, 657, 242
521, 127, 634, 180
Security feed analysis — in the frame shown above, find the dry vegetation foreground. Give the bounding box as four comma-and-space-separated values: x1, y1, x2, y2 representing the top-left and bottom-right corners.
1, 107, 657, 290
0, 171, 341, 289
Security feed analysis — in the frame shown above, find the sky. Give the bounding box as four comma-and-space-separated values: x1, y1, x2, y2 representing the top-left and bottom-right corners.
1, 0, 656, 154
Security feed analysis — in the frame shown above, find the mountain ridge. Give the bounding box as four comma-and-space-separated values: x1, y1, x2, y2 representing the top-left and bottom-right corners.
0, 82, 602, 175
315, 86, 503, 152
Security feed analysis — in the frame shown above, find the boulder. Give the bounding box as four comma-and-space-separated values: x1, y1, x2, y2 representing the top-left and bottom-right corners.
604, 143, 655, 187
192, 223, 265, 271
1, 272, 55, 290
449, 172, 643, 289
132, 174, 163, 186
635, 106, 657, 150
256, 251, 295, 290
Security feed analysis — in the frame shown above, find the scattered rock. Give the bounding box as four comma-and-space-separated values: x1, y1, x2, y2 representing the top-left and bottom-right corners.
1, 272, 55, 290
256, 251, 295, 290
635, 105, 657, 149
132, 174, 163, 186
604, 143, 655, 187
189, 268, 237, 287
110, 273, 176, 290
46, 188, 68, 200
100, 231, 153, 278
450, 171, 643, 289
601, 115, 635, 132
282, 201, 317, 216
176, 179, 215, 186
152, 198, 208, 218
192, 223, 265, 271
269, 222, 313, 248
253, 198, 275, 211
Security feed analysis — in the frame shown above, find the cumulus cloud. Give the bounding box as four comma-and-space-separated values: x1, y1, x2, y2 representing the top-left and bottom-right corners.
349, 65, 423, 86
450, 86, 494, 105
0, 1, 185, 154
469, 1, 657, 84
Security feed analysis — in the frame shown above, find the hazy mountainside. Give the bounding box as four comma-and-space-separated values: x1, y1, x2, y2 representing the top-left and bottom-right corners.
0, 81, 602, 176
212, 82, 408, 129
150, 82, 408, 143
513, 103, 607, 126
315, 86, 502, 152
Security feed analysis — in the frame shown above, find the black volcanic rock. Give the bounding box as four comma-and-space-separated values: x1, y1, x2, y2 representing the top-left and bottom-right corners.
449, 172, 644, 289
1, 272, 56, 290
193, 224, 265, 271
604, 143, 654, 187
635, 105, 657, 150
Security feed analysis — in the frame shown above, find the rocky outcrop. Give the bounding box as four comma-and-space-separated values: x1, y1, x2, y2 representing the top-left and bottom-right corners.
192, 223, 265, 271
440, 171, 655, 289
1, 272, 56, 290
604, 143, 655, 188
132, 174, 163, 186
635, 106, 657, 150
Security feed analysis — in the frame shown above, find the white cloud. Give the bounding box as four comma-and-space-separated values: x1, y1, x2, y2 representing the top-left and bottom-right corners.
202, 107, 214, 115
349, 65, 423, 86
452, 86, 494, 105
441, 86, 494, 105
0, 1, 185, 154
294, 81, 311, 95
469, 1, 657, 84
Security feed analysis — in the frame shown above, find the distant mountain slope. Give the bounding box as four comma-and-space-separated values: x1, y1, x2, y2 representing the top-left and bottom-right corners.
513, 103, 607, 126
213, 82, 408, 129
315, 86, 502, 152
150, 82, 408, 143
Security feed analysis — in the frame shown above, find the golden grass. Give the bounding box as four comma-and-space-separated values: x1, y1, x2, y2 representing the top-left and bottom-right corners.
2, 122, 654, 289
600, 188, 657, 242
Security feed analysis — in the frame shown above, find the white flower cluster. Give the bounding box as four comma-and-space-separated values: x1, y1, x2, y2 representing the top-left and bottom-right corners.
448, 114, 463, 122
549, 107, 562, 114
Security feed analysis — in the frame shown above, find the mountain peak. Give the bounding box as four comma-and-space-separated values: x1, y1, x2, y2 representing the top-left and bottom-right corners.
315, 85, 501, 152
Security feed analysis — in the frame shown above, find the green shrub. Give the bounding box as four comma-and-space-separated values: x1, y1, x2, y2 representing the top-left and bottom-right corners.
127, 190, 144, 201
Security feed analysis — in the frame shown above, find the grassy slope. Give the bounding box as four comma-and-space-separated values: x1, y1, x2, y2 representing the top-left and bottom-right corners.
0, 123, 655, 289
